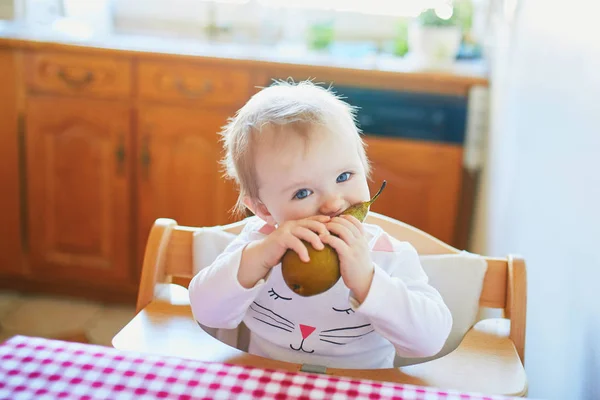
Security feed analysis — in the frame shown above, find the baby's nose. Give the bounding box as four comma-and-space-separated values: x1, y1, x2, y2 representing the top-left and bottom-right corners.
319, 196, 344, 217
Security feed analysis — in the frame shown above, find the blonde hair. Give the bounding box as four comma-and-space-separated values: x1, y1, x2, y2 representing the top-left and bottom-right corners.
220, 80, 371, 216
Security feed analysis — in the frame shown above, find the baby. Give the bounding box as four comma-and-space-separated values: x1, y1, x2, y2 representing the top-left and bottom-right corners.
189, 81, 452, 369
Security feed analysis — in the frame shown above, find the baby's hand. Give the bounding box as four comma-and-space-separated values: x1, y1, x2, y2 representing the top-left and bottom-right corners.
238, 215, 330, 288
260, 215, 331, 269
321, 215, 373, 303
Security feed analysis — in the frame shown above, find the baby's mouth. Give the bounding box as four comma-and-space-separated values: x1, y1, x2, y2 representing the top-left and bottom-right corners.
335, 209, 347, 217
333, 209, 346, 217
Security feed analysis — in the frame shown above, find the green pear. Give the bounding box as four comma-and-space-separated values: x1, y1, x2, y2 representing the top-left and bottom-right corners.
281, 181, 387, 296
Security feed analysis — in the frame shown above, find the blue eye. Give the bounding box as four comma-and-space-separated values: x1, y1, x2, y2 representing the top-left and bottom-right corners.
336, 172, 352, 183
293, 189, 312, 200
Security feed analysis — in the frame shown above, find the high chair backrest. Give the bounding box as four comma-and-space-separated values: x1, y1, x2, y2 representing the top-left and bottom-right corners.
136, 212, 527, 363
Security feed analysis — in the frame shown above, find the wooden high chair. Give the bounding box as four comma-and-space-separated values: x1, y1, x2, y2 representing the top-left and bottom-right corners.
112, 213, 527, 397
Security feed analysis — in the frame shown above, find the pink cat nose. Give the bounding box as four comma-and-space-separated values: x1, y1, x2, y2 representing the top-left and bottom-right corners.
299, 324, 316, 339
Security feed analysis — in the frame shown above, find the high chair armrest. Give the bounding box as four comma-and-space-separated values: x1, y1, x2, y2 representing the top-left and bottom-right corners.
397, 319, 527, 396
112, 297, 302, 372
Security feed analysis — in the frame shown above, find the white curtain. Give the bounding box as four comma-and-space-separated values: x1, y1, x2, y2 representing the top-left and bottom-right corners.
470, 0, 520, 256
471, 1, 600, 399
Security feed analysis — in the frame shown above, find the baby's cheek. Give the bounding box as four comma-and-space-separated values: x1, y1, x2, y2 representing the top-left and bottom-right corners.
354, 179, 371, 203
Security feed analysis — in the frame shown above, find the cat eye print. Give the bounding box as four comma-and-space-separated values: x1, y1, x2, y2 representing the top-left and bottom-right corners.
332, 307, 355, 315
268, 288, 292, 301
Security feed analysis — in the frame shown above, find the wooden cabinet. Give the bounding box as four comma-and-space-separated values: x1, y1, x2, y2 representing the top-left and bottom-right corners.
24, 52, 132, 99
137, 61, 250, 106
136, 104, 239, 264
0, 40, 482, 303
0, 50, 23, 276
365, 136, 463, 244
25, 97, 134, 286
0, 50, 249, 301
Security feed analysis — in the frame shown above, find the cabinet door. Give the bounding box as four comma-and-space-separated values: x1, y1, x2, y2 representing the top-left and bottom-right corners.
137, 105, 239, 261
26, 97, 133, 285
0, 50, 23, 275
365, 136, 463, 245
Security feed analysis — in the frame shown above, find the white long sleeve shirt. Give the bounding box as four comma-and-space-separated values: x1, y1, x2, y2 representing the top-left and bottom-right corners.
189, 217, 452, 369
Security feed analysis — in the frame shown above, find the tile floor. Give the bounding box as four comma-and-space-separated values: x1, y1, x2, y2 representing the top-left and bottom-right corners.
0, 290, 136, 347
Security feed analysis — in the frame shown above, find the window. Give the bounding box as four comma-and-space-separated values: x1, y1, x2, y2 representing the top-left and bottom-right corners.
256, 0, 444, 17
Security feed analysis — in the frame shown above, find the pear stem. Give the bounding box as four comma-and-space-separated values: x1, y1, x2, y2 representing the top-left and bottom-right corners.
369, 180, 387, 205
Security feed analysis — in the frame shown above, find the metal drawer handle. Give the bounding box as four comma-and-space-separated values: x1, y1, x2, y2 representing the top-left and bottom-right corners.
115, 134, 126, 175
174, 79, 213, 97
58, 69, 95, 88
140, 134, 151, 179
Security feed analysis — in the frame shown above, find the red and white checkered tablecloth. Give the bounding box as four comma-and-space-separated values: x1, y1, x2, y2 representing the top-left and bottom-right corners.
0, 335, 514, 400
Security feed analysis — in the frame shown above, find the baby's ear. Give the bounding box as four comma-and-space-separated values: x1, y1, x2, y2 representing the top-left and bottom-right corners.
243, 197, 276, 226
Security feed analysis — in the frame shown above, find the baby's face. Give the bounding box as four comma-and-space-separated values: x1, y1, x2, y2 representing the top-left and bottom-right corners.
253, 124, 370, 225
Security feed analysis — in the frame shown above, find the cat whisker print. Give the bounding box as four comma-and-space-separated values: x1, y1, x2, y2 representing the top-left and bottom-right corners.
319, 323, 374, 345
250, 302, 296, 332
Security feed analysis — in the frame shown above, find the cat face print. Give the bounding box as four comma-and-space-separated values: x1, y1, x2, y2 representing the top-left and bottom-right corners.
244, 266, 377, 356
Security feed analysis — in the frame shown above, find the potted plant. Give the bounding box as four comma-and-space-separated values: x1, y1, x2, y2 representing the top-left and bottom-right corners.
408, 4, 464, 69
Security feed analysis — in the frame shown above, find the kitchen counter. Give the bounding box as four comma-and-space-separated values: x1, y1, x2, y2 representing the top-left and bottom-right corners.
0, 20, 488, 89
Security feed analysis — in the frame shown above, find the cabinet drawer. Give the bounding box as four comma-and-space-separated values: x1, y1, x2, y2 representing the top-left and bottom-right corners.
138, 61, 251, 105
24, 52, 132, 98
